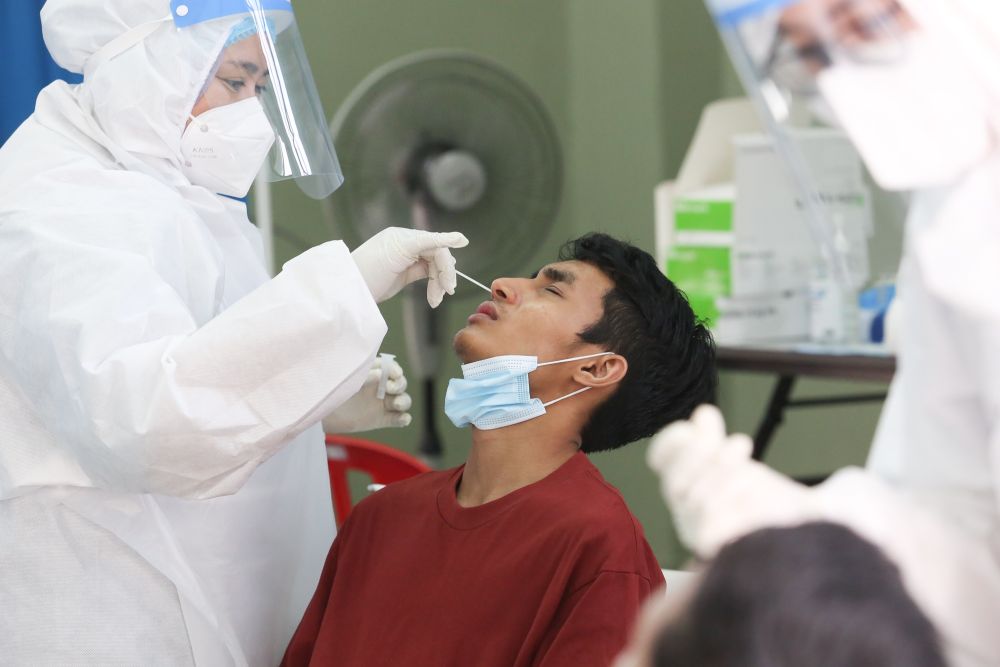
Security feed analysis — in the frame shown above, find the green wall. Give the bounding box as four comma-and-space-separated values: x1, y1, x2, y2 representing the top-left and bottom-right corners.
261, 0, 890, 567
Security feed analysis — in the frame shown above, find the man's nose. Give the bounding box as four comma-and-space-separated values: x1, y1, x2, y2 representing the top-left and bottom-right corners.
491, 277, 519, 305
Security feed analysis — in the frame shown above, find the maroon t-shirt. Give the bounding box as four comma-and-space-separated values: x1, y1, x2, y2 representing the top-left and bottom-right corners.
283, 452, 664, 666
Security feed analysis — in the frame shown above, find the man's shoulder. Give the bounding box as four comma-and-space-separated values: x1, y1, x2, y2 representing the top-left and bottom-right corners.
518, 456, 661, 586
535, 455, 647, 551
543, 454, 634, 515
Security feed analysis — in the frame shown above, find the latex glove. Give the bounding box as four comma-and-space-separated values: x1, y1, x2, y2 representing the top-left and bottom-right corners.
322, 355, 412, 433
612, 587, 696, 667
351, 228, 469, 307
646, 404, 819, 559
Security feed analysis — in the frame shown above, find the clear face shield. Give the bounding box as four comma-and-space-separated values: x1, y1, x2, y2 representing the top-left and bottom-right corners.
707, 0, 999, 288
754, 0, 914, 92
172, 0, 343, 199
706, 0, 924, 288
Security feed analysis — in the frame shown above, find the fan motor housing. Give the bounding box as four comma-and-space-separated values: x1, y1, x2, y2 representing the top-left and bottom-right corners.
326, 49, 563, 293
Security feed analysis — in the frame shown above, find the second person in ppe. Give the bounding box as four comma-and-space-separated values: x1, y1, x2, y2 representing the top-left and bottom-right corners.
650, 2, 1000, 666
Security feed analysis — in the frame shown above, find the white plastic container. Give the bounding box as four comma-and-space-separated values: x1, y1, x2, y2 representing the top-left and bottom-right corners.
808, 268, 858, 343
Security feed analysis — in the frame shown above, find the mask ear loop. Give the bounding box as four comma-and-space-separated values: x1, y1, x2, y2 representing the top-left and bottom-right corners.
536, 351, 614, 367
542, 386, 591, 407
538, 351, 616, 407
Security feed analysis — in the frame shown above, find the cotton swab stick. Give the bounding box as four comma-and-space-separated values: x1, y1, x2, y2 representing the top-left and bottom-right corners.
456, 270, 492, 294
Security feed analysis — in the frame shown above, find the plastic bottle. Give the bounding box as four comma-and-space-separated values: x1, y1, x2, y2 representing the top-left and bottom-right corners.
808, 227, 859, 344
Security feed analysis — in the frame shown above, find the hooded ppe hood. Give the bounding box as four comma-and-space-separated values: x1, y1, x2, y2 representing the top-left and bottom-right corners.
41, 0, 237, 178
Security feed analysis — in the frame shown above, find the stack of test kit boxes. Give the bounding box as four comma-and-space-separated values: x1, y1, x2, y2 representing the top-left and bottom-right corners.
655, 99, 872, 345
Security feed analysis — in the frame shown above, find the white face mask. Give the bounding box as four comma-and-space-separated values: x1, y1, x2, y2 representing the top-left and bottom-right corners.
180, 97, 276, 197
817, 31, 995, 191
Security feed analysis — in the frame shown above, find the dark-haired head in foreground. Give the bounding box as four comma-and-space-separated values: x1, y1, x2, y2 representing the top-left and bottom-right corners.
616, 522, 946, 667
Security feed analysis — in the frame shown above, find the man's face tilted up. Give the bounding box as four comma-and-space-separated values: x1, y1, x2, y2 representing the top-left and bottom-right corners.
452, 261, 619, 406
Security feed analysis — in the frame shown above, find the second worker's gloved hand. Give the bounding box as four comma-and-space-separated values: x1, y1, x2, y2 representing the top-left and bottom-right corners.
351, 227, 469, 307
322, 355, 412, 433
647, 404, 819, 559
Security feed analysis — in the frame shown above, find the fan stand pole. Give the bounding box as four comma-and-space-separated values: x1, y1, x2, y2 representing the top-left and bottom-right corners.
252, 173, 276, 276
403, 202, 445, 469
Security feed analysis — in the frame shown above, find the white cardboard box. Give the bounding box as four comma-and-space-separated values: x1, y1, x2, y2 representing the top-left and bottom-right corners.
656, 100, 872, 343
732, 130, 872, 296
655, 98, 760, 327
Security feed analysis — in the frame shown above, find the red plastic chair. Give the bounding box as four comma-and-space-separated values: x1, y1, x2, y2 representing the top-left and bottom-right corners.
325, 434, 431, 527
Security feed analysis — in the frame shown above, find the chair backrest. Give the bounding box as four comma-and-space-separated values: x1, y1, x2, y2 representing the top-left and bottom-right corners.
325, 434, 431, 527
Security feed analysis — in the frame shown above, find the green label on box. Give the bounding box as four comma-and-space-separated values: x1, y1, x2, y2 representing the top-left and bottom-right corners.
674, 200, 733, 232
665, 245, 732, 325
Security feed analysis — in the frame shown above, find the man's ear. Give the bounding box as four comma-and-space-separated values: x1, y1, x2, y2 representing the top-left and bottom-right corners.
573, 354, 627, 389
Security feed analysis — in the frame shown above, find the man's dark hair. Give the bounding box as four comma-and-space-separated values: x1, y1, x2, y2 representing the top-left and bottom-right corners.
651, 522, 947, 667
559, 232, 716, 452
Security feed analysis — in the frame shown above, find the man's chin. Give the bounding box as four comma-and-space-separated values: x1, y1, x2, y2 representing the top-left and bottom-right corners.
452, 327, 488, 364
452, 328, 472, 363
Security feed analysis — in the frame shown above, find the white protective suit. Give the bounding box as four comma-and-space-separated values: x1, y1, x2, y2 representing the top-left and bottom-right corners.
650, 161, 1000, 667
650, 2, 1000, 665
0, 2, 387, 665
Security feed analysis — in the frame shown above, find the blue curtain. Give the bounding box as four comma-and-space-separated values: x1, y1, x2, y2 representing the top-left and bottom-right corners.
2, 1, 82, 145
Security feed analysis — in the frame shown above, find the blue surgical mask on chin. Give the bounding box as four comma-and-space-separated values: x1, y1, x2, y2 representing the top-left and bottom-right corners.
444, 352, 615, 430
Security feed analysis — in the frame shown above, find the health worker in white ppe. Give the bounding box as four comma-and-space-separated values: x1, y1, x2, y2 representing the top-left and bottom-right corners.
648, 1, 1000, 666
0, 1, 467, 665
